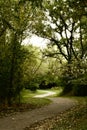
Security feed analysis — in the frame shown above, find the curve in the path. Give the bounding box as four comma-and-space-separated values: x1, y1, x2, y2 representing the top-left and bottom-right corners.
0, 98, 76, 130
34, 90, 56, 98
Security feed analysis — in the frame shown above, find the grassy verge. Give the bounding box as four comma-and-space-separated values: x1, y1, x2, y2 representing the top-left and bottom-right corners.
0, 89, 51, 118
21, 88, 61, 99
51, 87, 63, 97
20, 89, 51, 107
21, 89, 48, 98
20, 88, 63, 108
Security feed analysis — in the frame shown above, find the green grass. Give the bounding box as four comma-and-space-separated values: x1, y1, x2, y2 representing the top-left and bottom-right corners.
20, 88, 62, 107
21, 89, 47, 98
22, 97, 51, 107
51, 87, 63, 97
0, 89, 52, 117
20, 89, 51, 107
20, 88, 66, 110
21, 88, 61, 99
51, 97, 87, 130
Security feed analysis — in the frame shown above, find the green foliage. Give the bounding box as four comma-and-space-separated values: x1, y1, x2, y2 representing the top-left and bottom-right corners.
34, 0, 87, 61
0, 0, 42, 105
59, 59, 87, 96
58, 64, 74, 94
21, 45, 43, 91
21, 89, 51, 106
26, 82, 39, 92
72, 75, 87, 96
32, 0, 87, 96
71, 60, 87, 96
39, 57, 61, 89
0, 33, 25, 105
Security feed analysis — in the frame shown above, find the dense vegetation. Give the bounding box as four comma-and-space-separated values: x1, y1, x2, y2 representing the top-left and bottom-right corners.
0, 0, 87, 106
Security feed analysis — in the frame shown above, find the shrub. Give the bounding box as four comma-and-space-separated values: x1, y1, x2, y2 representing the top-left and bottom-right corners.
72, 78, 87, 96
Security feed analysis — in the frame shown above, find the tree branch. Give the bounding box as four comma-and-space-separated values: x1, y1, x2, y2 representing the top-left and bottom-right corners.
51, 38, 68, 60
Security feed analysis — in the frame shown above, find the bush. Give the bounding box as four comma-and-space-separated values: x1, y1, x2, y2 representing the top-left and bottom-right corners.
39, 80, 57, 89
58, 74, 73, 94
58, 61, 87, 96
29, 82, 38, 92
25, 81, 39, 92
72, 78, 87, 96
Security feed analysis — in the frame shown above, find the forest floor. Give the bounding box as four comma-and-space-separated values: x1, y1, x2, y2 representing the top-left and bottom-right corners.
0, 95, 76, 130
28, 97, 87, 130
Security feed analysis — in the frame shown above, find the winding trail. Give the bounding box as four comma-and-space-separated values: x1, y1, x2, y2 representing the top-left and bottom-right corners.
34, 90, 56, 98
0, 92, 77, 130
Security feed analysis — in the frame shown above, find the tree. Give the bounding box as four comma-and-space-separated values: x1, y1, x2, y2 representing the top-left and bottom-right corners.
34, 0, 86, 62
33, 0, 87, 95
0, 0, 43, 105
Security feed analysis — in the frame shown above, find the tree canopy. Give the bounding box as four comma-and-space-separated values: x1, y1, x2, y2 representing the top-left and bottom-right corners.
33, 0, 87, 95
0, 0, 43, 105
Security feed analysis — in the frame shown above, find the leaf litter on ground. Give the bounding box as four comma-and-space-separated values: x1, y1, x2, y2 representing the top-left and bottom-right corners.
24, 104, 87, 130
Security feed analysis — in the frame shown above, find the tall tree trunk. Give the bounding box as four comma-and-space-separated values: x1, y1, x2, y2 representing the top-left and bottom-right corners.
8, 33, 17, 105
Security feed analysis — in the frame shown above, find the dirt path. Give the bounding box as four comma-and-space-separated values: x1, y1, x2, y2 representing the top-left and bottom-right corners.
0, 97, 76, 130
34, 90, 56, 98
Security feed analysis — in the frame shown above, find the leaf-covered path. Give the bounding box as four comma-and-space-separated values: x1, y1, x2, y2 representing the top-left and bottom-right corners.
0, 97, 76, 130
